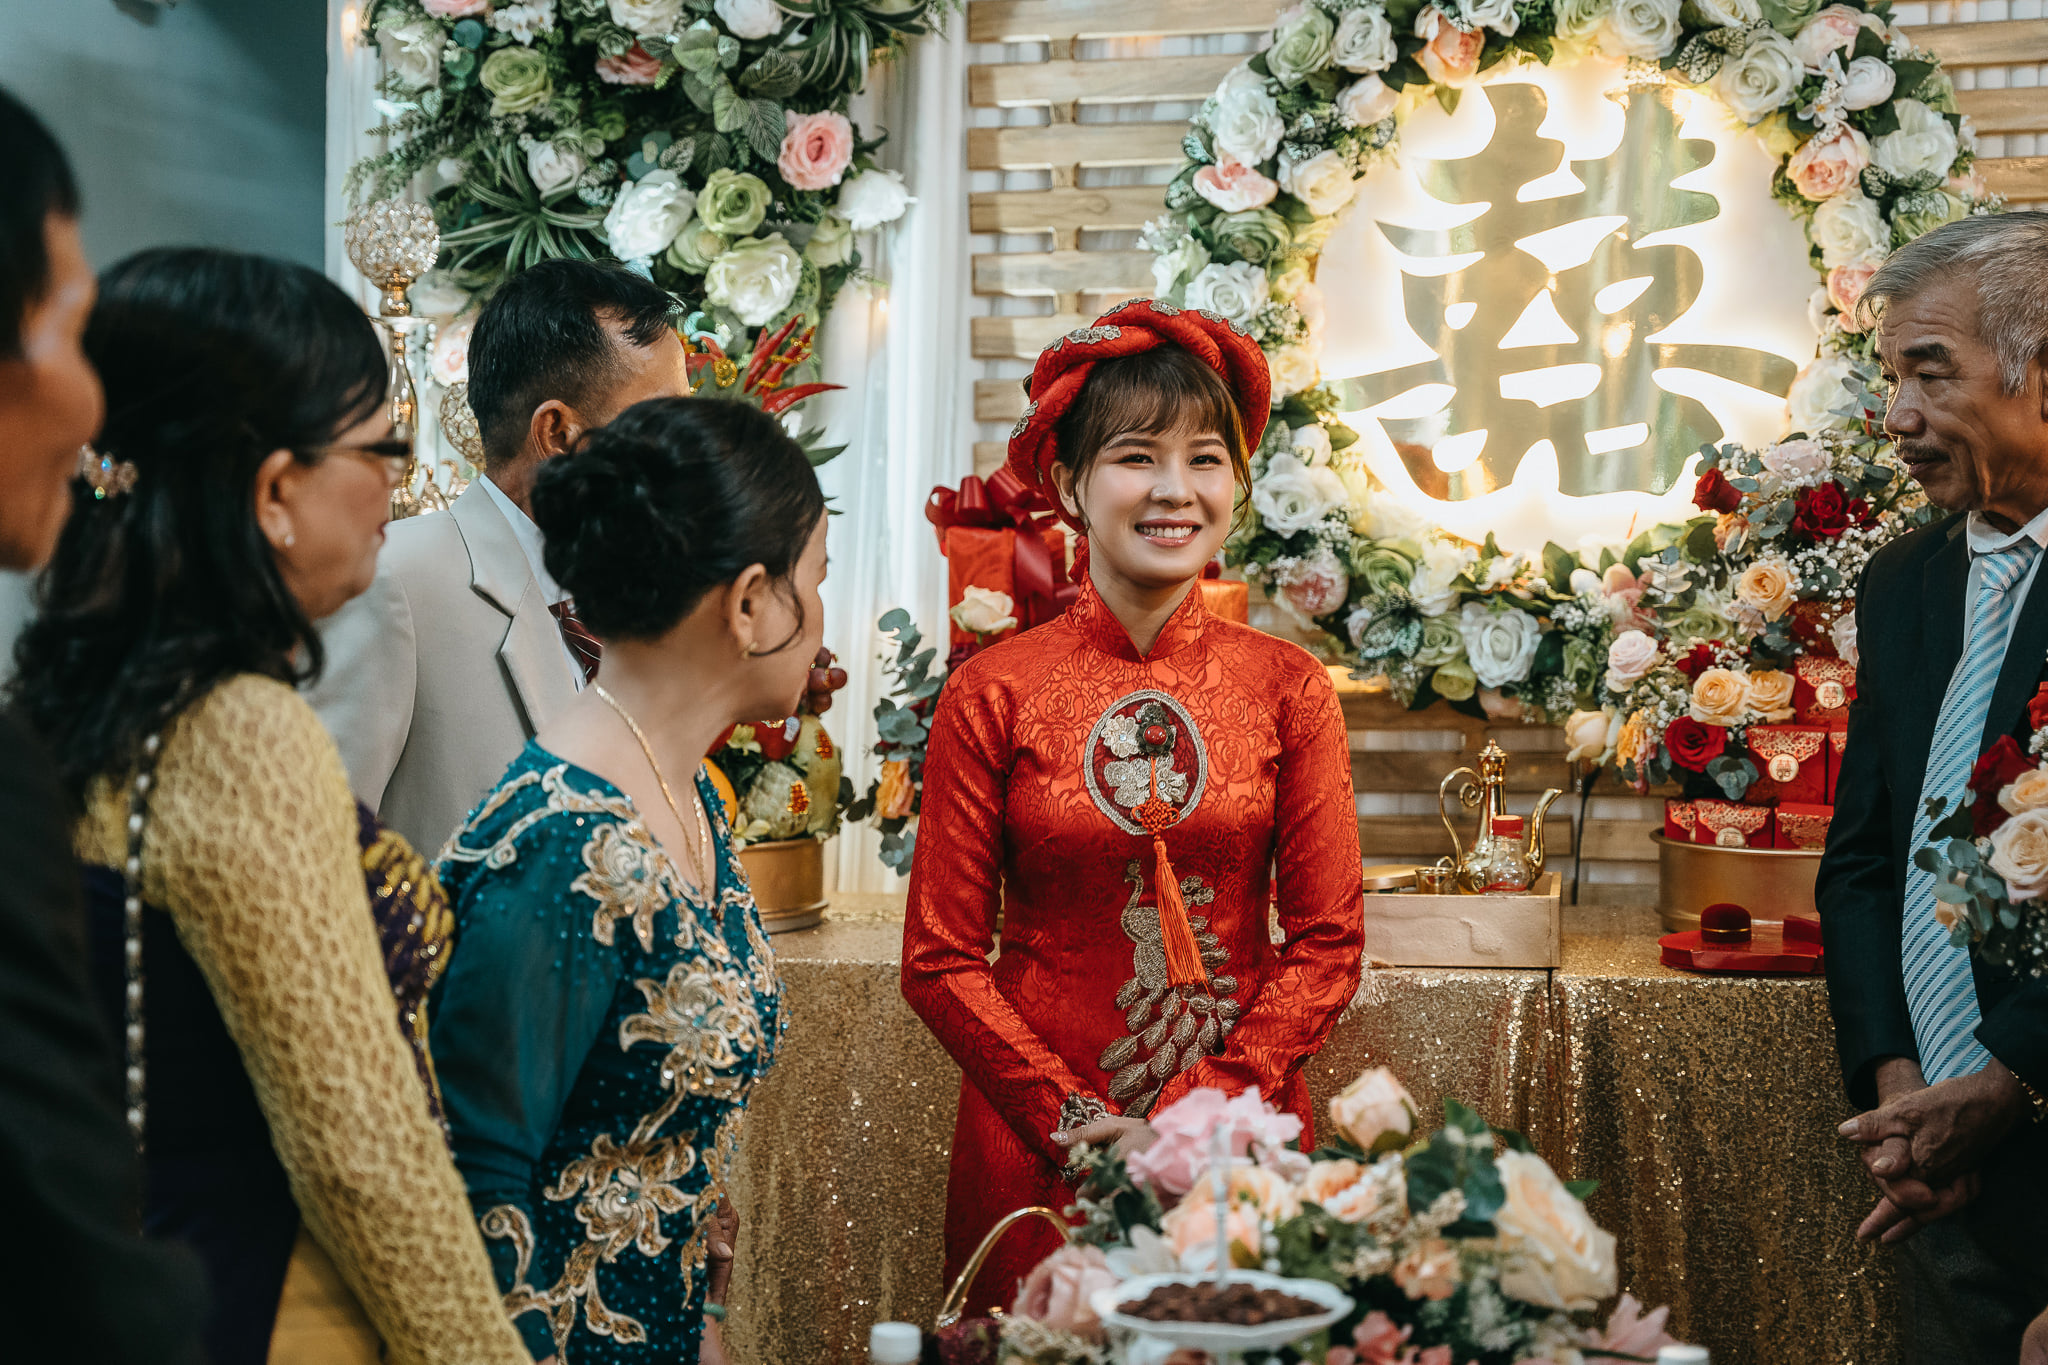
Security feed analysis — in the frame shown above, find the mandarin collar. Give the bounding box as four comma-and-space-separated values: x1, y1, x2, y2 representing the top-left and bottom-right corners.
1069, 571, 1209, 663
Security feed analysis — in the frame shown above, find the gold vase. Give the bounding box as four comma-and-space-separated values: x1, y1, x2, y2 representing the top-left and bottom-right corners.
1653, 832, 1822, 933
738, 837, 828, 933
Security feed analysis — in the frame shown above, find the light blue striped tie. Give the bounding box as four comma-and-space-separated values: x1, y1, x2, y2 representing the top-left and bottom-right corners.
1904, 540, 2041, 1083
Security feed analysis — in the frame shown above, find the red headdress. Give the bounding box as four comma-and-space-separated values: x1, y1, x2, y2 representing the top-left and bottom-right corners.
1004, 299, 1270, 989
1003, 298, 1271, 532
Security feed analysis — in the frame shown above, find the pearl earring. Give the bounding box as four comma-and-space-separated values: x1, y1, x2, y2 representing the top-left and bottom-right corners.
283, 532, 296, 549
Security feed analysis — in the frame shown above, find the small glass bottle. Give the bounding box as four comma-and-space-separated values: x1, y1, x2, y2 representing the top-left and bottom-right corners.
1469, 814, 1534, 892
1657, 1348, 1709, 1364
870, 1322, 923, 1365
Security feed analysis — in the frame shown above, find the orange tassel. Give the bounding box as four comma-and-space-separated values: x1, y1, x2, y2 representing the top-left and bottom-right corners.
1152, 835, 1207, 988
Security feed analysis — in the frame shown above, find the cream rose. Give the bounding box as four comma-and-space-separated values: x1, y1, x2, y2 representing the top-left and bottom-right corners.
1494, 1149, 1619, 1312
1840, 54, 1896, 110
1410, 541, 1475, 616
1714, 27, 1801, 123
1459, 601, 1542, 689
1747, 669, 1797, 722
836, 168, 910, 230
1329, 1067, 1415, 1150
1789, 353, 1858, 433
1759, 437, 1830, 486
1185, 261, 1269, 327
1604, 629, 1660, 690
714, 0, 784, 40
1333, 6, 1397, 71
1152, 234, 1211, 297
2001, 770, 2048, 818
1193, 156, 1281, 213
1267, 343, 1321, 402
1564, 707, 1623, 763
950, 586, 1018, 637
1792, 4, 1862, 69
1278, 148, 1358, 217
802, 215, 851, 268
1812, 189, 1888, 269
526, 138, 587, 194
1415, 7, 1484, 84
1734, 558, 1797, 621
376, 17, 442, 90
1786, 123, 1870, 202
1252, 452, 1342, 535
609, 0, 682, 36
1602, 0, 1683, 59
1988, 807, 2048, 901
602, 170, 696, 261
704, 232, 802, 326
1873, 99, 1960, 184
1337, 74, 1399, 128
1209, 67, 1286, 166
1690, 667, 1750, 726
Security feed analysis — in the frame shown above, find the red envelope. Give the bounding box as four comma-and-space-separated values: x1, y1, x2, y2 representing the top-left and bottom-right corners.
1694, 798, 1776, 849
1775, 803, 1834, 852
1746, 725, 1830, 806
1826, 725, 1848, 804
1794, 656, 1855, 725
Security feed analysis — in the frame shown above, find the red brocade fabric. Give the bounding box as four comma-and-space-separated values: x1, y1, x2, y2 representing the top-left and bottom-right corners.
901, 578, 1365, 1309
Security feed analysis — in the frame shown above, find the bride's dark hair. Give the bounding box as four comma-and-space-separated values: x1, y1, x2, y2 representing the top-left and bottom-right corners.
9, 247, 387, 799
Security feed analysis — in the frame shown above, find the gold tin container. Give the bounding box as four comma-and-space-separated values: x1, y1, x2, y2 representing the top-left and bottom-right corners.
1653, 832, 1822, 933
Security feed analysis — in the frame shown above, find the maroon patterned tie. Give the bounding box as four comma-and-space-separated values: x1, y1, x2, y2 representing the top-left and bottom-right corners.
549, 600, 602, 683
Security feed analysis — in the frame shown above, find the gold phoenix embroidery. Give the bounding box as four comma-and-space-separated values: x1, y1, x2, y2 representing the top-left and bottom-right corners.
1097, 860, 1240, 1117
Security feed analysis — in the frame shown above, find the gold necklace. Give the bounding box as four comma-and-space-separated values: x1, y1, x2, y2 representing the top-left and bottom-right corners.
592, 683, 713, 897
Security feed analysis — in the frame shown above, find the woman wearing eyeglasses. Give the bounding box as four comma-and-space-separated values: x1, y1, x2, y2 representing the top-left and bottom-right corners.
8, 248, 529, 1365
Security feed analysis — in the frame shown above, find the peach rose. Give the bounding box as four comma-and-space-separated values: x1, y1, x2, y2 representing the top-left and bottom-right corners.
1616, 711, 1654, 768
1793, 4, 1865, 69
778, 110, 855, 191
1746, 669, 1796, 723
1415, 6, 1483, 85
595, 43, 663, 85
874, 758, 915, 821
2001, 769, 2048, 817
1160, 1164, 1299, 1261
1714, 512, 1750, 553
1826, 262, 1878, 331
1734, 558, 1796, 621
1690, 668, 1749, 727
1329, 1067, 1415, 1151
1393, 1236, 1460, 1301
1299, 1158, 1369, 1209
1193, 155, 1280, 213
1011, 1244, 1118, 1341
1564, 707, 1620, 764
1493, 1149, 1618, 1312
1988, 807, 2048, 901
1786, 123, 1870, 202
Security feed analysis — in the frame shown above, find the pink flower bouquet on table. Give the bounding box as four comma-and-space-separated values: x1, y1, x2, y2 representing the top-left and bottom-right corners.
1915, 687, 2048, 976
981, 1067, 1675, 1365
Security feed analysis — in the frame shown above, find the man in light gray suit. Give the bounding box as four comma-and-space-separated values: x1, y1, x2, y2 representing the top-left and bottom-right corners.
309, 258, 689, 854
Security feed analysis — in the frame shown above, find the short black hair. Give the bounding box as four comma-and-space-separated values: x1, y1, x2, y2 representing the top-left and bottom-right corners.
466, 257, 678, 467
533, 397, 825, 643
1, 86, 81, 359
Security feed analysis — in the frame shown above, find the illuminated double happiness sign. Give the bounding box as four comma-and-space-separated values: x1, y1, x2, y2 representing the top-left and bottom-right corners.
1322, 57, 1818, 550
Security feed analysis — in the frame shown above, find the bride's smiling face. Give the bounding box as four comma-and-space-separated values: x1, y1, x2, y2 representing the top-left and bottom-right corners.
1054, 419, 1238, 590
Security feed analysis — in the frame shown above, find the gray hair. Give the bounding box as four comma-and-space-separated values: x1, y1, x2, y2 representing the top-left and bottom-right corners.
1857, 210, 2048, 394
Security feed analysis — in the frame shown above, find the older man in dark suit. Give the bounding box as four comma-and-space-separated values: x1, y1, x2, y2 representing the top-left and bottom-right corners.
1820, 210, 2048, 1362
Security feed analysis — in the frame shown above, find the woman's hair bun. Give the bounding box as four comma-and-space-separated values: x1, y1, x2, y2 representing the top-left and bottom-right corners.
533, 396, 824, 640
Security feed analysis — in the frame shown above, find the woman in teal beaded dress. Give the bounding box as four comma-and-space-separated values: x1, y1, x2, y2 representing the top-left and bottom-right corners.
428, 398, 828, 1364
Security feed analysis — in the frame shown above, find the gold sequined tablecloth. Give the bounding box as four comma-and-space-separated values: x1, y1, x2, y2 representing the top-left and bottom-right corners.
724, 896, 1898, 1365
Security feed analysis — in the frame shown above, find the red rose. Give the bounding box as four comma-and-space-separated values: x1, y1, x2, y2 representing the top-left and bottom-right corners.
2028, 684, 2048, 734
1664, 716, 1728, 772
1693, 469, 1743, 514
1848, 495, 1874, 526
1967, 734, 2033, 836
1792, 483, 1852, 538
1675, 642, 1719, 680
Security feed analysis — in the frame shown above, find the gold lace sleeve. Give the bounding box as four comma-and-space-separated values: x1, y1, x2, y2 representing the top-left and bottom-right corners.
78, 675, 527, 1365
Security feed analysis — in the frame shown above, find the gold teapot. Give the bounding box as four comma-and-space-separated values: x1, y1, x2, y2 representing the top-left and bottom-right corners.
1437, 740, 1564, 893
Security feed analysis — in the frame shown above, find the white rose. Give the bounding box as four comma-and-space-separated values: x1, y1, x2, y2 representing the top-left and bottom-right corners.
1328, 1068, 1415, 1150
714, 0, 784, 40
1291, 423, 1334, 467
1872, 99, 1960, 184
1788, 353, 1858, 434
1569, 567, 1603, 596
1840, 55, 1896, 110
1266, 343, 1320, 402
526, 139, 586, 195
1152, 235, 1212, 297
1830, 612, 1860, 668
1602, 0, 1682, 59
408, 270, 471, 318
602, 170, 696, 262
429, 315, 474, 387
1336, 74, 1400, 129
1759, 437, 1831, 486
1988, 807, 2048, 901
802, 215, 852, 268
1494, 1150, 1619, 1312
1713, 27, 1801, 123
376, 17, 442, 90
1332, 7, 1397, 71
1410, 541, 1475, 616
704, 231, 802, 326
1811, 189, 1889, 269
1604, 628, 1660, 689
1278, 148, 1359, 217
1555, 0, 1614, 42
836, 168, 910, 231
950, 586, 1018, 637
608, 0, 682, 37
1460, 0, 1521, 36
1185, 260, 1269, 327
1459, 601, 1542, 688
1209, 67, 1286, 167
1564, 707, 1623, 763
1252, 452, 1342, 535
1680, 0, 1758, 28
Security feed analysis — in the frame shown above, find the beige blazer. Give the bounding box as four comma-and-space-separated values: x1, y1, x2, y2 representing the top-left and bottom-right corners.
306, 483, 582, 857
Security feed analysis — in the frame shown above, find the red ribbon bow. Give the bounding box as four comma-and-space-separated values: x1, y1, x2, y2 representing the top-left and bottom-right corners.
926, 469, 1077, 628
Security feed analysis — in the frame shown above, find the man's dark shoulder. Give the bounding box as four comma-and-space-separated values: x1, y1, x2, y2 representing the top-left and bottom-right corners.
1862, 512, 1963, 600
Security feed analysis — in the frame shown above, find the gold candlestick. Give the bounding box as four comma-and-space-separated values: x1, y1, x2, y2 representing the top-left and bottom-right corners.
344, 200, 442, 517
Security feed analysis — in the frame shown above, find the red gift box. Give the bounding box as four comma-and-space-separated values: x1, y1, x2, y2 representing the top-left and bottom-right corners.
1199, 578, 1249, 623
1826, 725, 1847, 803
1795, 656, 1855, 725
929, 470, 1076, 651
1664, 799, 1699, 842
1695, 798, 1775, 848
1775, 802, 1834, 851
942, 524, 1069, 648
1746, 725, 1829, 805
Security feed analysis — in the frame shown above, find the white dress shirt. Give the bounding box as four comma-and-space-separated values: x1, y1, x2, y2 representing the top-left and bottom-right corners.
1963, 503, 2048, 666
480, 474, 582, 682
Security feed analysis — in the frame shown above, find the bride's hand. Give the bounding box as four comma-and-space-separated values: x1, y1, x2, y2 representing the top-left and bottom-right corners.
1052, 1114, 1159, 1160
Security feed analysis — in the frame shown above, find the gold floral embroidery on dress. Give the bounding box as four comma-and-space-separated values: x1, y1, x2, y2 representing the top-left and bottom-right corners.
619, 963, 763, 1103
575, 822, 679, 952
1097, 860, 1240, 1118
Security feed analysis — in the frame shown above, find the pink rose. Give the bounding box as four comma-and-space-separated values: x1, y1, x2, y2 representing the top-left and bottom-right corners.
1393, 1237, 1461, 1301
1012, 1244, 1118, 1341
422, 0, 486, 15
595, 44, 662, 85
1128, 1086, 1304, 1196
1415, 7, 1483, 86
430, 315, 474, 387
1787, 124, 1870, 202
1826, 261, 1878, 330
778, 110, 855, 191
1793, 4, 1865, 69
1948, 171, 1989, 200
1193, 155, 1279, 213
1342, 1311, 1417, 1365
1593, 1294, 1679, 1358
1283, 560, 1350, 617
